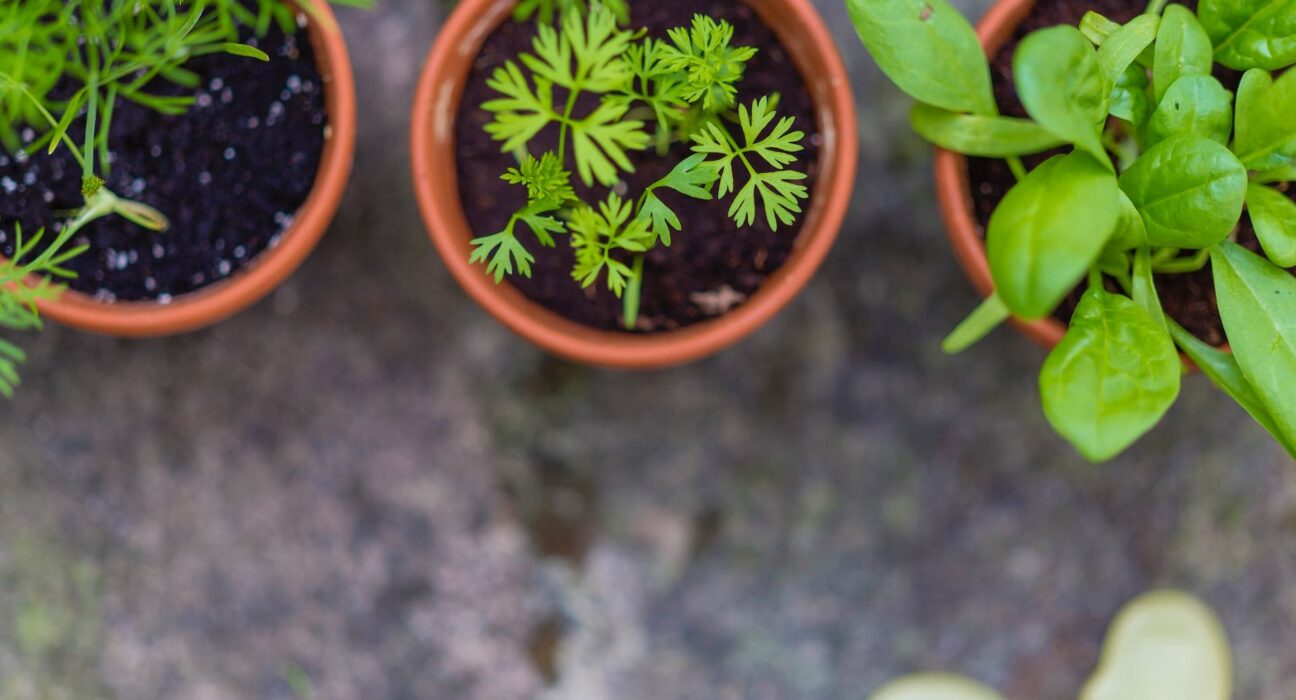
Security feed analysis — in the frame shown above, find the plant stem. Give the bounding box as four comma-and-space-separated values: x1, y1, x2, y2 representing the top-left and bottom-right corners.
1006, 157, 1027, 182
1145, 0, 1170, 14
622, 254, 645, 330
1153, 248, 1211, 274
557, 89, 581, 163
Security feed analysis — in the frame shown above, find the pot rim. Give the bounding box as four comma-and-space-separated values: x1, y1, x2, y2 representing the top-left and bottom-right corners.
410, 0, 858, 370
17, 0, 356, 338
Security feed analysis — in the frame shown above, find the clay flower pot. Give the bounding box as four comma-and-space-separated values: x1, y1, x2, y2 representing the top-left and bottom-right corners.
411, 0, 857, 369
31, 2, 356, 338
934, 0, 1064, 349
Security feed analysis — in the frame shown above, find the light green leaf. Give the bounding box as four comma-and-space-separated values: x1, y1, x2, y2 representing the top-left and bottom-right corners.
1168, 319, 1296, 458
988, 152, 1122, 319
221, 42, 269, 61
1119, 135, 1248, 249
1080, 591, 1232, 700
1109, 189, 1148, 251
1014, 26, 1110, 163
1153, 6, 1215, 105
1080, 12, 1123, 47
910, 103, 1065, 157
869, 674, 1006, 700
1097, 15, 1160, 86
942, 293, 1010, 353
846, 0, 998, 116
1040, 289, 1181, 462
1199, 0, 1296, 70
1232, 68, 1296, 171
1246, 183, 1296, 267
1110, 64, 1152, 125
1211, 242, 1296, 446
1146, 76, 1234, 147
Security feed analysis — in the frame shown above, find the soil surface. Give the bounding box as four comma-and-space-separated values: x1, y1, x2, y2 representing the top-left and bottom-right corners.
454, 0, 822, 332
965, 0, 1292, 346
0, 18, 326, 303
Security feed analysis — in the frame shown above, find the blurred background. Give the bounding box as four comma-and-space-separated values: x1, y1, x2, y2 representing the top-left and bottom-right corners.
2, 0, 1294, 698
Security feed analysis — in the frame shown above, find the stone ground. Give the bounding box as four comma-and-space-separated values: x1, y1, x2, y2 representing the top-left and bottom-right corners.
2, 1, 1295, 698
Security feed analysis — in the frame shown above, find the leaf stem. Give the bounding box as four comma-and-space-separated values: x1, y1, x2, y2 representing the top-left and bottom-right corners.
1145, 0, 1170, 15
1152, 248, 1211, 274
622, 253, 645, 330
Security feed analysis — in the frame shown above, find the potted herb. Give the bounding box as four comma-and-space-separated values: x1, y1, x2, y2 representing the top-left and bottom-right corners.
850, 0, 1296, 461
0, 0, 363, 397
868, 590, 1232, 700
412, 0, 858, 369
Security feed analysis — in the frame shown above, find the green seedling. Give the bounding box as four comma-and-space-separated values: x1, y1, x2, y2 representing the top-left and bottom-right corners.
0, 0, 368, 398
850, 0, 1296, 462
473, 2, 810, 329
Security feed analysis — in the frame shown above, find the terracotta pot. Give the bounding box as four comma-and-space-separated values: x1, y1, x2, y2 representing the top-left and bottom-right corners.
27, 0, 356, 338
934, 0, 1067, 349
411, 0, 858, 369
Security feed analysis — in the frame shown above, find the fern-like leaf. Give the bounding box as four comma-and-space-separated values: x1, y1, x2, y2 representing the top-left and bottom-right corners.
661, 15, 758, 113
637, 153, 718, 246
570, 193, 654, 296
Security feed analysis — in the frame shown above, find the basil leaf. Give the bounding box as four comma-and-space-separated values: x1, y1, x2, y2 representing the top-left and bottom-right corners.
1098, 15, 1160, 86
1119, 134, 1248, 249
1232, 68, 1296, 171
1146, 76, 1234, 147
1111, 64, 1152, 125
1247, 183, 1296, 267
846, 0, 998, 115
1199, 0, 1296, 71
870, 675, 1005, 700
1153, 6, 1215, 105
1211, 242, 1296, 447
1040, 289, 1181, 462
942, 292, 1010, 354
1079, 591, 1232, 700
987, 152, 1122, 319
1015, 26, 1110, 164
1168, 319, 1296, 458
910, 103, 1065, 157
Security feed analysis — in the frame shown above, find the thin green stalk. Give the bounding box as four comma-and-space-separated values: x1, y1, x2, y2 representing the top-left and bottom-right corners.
1145, 0, 1170, 14
622, 253, 645, 330
1153, 248, 1211, 274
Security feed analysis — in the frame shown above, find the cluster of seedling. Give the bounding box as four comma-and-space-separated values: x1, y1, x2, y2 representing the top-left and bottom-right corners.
473, 0, 810, 328
851, 0, 1296, 461
0, 0, 364, 398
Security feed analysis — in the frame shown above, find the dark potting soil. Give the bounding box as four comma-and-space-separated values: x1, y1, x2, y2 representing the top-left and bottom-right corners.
0, 18, 326, 303
965, 0, 1292, 347
454, 0, 822, 333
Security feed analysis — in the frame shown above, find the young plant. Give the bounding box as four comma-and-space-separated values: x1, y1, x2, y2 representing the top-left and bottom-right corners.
867, 590, 1232, 700
472, 2, 810, 329
850, 0, 1296, 462
0, 0, 368, 397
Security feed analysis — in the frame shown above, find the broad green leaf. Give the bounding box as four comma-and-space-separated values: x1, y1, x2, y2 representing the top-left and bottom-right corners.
1080, 11, 1123, 46
1153, 6, 1215, 105
1232, 68, 1296, 171
1110, 64, 1152, 125
1041, 289, 1181, 462
942, 293, 1010, 353
1168, 319, 1296, 458
846, 0, 998, 115
1199, 0, 1296, 70
1119, 135, 1247, 248
910, 103, 1065, 157
869, 674, 1005, 700
1098, 15, 1160, 86
1146, 76, 1234, 147
1080, 591, 1232, 700
1247, 183, 1296, 267
1212, 242, 1296, 446
1015, 26, 1110, 163
988, 152, 1122, 319
1108, 189, 1148, 251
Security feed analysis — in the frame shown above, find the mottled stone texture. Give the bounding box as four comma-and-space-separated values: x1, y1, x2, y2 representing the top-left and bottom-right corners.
1, 1, 1294, 699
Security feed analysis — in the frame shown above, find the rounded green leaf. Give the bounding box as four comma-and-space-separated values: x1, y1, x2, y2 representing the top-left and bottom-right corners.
987, 153, 1121, 319
847, 0, 997, 115
910, 103, 1065, 157
1097, 15, 1160, 86
1153, 6, 1214, 105
1110, 64, 1152, 125
1146, 76, 1234, 147
1040, 289, 1181, 462
870, 674, 1005, 700
1199, 0, 1296, 71
1212, 242, 1296, 446
1232, 68, 1296, 171
1247, 183, 1296, 267
1118, 134, 1247, 249
1015, 26, 1110, 163
1080, 591, 1231, 700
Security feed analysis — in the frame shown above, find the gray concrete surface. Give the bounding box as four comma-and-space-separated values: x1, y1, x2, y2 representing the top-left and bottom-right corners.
1, 1, 1294, 698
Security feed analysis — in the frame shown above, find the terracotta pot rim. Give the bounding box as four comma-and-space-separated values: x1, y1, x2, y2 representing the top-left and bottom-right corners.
21, 0, 356, 338
411, 0, 858, 370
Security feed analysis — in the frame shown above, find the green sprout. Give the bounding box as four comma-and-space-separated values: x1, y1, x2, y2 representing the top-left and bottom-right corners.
474, 2, 810, 330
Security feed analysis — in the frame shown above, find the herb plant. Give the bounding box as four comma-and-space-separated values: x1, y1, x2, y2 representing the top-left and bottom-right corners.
850, 0, 1296, 461
0, 0, 366, 397
473, 2, 810, 329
